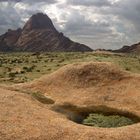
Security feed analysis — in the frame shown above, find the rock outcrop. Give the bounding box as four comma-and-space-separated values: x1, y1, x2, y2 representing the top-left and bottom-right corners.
0, 28, 22, 51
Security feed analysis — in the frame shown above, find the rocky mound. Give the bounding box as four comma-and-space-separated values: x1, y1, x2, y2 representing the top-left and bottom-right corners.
1, 62, 140, 140
23, 62, 128, 89
0, 13, 92, 52
115, 42, 140, 54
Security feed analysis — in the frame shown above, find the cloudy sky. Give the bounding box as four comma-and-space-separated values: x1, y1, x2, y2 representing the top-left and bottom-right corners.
0, 0, 140, 49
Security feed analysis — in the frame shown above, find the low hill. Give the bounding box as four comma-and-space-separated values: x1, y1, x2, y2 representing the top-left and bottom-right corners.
0, 13, 92, 52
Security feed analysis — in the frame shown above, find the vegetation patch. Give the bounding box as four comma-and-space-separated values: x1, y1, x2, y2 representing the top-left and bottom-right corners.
82, 113, 135, 128
52, 104, 140, 128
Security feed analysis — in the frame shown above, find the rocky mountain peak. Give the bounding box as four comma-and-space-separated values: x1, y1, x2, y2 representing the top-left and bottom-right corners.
0, 13, 92, 52
23, 13, 56, 31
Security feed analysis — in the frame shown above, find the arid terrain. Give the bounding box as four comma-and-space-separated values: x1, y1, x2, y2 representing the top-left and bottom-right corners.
1, 0, 140, 139
0, 52, 140, 140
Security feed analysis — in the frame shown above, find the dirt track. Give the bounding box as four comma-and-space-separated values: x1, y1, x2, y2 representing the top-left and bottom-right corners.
0, 62, 140, 140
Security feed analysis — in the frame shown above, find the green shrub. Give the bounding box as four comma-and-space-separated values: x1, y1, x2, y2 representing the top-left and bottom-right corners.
125, 67, 131, 71
36, 70, 40, 72
82, 113, 134, 128
23, 66, 35, 72
8, 72, 16, 78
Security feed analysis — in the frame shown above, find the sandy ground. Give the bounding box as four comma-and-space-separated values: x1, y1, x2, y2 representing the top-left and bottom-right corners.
0, 62, 140, 140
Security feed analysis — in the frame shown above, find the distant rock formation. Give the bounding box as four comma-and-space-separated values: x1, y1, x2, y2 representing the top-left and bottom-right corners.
0, 13, 92, 52
114, 42, 140, 54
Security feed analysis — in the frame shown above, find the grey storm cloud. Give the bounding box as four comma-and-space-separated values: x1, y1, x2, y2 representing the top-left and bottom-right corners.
22, 0, 57, 5
0, 0, 57, 3
0, 0, 140, 49
0, 0, 21, 2
113, 0, 140, 32
63, 11, 111, 36
67, 0, 111, 7
62, 0, 140, 49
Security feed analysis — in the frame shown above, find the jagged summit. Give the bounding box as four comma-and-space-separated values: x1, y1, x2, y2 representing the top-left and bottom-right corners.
23, 13, 56, 31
